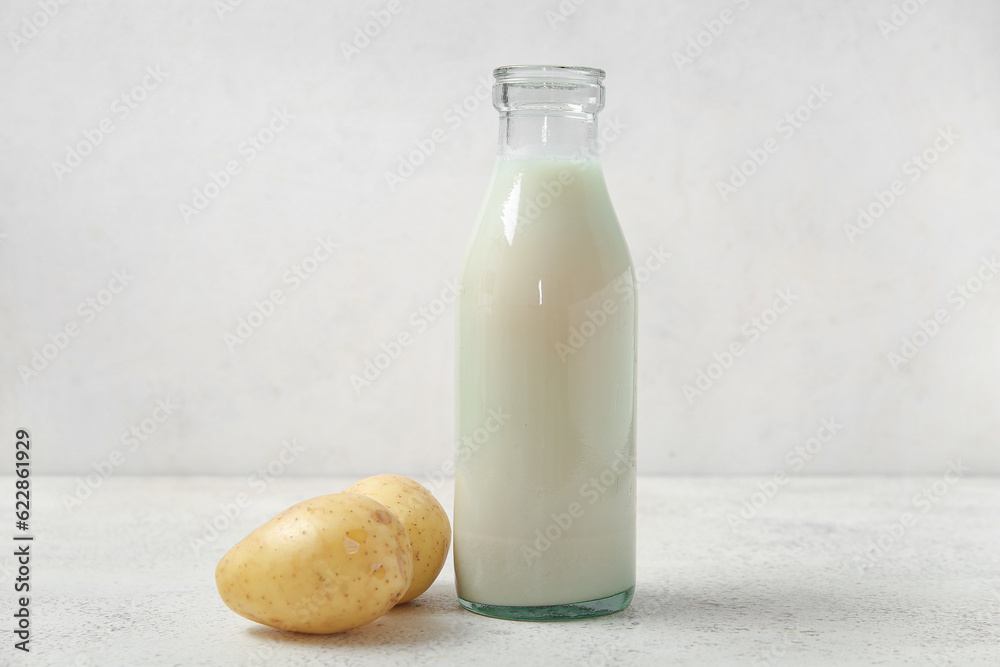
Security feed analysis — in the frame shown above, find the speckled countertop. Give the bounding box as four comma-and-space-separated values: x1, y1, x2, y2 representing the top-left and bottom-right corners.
15, 476, 1000, 665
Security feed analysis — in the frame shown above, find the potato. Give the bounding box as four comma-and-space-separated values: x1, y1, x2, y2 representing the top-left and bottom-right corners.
346, 474, 451, 604
215, 493, 413, 634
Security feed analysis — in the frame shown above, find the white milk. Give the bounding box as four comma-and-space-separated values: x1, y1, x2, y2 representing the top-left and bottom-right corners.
455, 157, 637, 607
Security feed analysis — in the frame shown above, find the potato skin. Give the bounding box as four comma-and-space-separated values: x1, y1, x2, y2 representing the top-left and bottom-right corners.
347, 475, 451, 604
215, 493, 413, 634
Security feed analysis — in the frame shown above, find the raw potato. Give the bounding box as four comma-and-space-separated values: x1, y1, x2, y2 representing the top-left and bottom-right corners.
347, 474, 451, 604
215, 493, 413, 634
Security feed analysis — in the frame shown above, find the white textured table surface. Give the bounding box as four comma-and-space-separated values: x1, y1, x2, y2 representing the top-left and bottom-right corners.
6, 476, 999, 666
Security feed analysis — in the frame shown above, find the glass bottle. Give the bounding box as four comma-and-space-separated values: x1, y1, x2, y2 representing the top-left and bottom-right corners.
454, 65, 637, 620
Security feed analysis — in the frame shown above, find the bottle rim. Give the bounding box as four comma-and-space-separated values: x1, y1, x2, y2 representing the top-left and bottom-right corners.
493, 65, 605, 85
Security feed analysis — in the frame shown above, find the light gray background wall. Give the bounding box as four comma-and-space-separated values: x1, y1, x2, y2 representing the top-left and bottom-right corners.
1, 0, 998, 478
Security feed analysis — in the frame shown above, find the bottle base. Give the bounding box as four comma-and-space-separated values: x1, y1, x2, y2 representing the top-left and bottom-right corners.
457, 586, 634, 621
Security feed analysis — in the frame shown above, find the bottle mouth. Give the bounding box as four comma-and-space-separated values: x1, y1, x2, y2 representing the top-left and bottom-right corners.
493, 65, 605, 85
493, 65, 605, 116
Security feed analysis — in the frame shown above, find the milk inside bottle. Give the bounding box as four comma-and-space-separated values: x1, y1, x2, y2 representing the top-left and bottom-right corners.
454, 66, 637, 620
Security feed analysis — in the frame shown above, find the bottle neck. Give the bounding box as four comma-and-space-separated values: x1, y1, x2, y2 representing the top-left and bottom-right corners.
497, 112, 599, 160
492, 65, 606, 161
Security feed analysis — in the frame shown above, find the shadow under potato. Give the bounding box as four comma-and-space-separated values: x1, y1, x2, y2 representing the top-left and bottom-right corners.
241, 589, 463, 648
